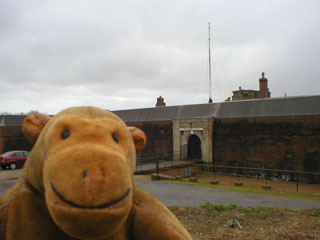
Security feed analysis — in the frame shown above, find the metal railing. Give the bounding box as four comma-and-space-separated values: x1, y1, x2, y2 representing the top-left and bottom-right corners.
135, 161, 320, 192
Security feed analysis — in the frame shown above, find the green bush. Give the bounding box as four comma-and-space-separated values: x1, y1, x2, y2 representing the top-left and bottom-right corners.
201, 202, 237, 212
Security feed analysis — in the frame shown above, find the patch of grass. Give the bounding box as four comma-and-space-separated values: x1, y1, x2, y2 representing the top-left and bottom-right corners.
240, 206, 298, 220
201, 202, 237, 212
170, 205, 320, 240
162, 179, 320, 202
305, 208, 320, 217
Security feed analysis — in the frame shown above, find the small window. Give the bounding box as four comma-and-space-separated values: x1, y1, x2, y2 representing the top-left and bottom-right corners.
1, 151, 14, 157
15, 152, 24, 158
23, 152, 29, 157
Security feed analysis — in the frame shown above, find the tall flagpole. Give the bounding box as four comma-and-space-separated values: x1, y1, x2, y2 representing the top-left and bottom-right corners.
208, 22, 213, 103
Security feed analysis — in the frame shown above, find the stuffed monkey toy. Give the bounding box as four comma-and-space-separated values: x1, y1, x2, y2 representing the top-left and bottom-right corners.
0, 106, 192, 240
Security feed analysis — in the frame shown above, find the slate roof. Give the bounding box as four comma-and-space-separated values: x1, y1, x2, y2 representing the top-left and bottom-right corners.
0, 115, 27, 127
114, 95, 320, 122
113, 103, 221, 122
218, 95, 320, 118
1, 95, 319, 126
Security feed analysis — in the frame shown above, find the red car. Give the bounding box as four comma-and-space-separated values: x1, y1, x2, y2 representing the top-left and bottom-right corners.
0, 151, 29, 170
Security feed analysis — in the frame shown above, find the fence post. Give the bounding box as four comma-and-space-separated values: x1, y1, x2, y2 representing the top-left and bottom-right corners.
296, 172, 299, 192
264, 168, 268, 186
156, 160, 159, 175
236, 164, 240, 184
265, 175, 268, 186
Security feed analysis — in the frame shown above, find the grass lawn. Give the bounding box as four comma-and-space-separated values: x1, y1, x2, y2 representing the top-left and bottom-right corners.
163, 178, 320, 202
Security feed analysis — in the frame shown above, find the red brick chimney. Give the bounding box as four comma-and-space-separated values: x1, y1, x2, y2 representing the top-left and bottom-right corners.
155, 96, 166, 107
259, 72, 270, 98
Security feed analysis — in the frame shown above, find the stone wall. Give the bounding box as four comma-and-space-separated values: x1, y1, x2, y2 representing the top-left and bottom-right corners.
173, 119, 213, 163
213, 116, 320, 172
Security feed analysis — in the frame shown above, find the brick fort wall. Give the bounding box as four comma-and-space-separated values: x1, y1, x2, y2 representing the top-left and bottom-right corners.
125, 121, 173, 162
0, 126, 33, 154
213, 115, 320, 172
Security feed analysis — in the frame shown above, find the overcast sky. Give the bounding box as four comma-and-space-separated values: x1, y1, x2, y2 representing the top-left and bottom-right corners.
0, 0, 319, 114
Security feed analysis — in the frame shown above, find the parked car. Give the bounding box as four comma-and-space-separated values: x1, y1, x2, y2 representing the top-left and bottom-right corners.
0, 151, 29, 170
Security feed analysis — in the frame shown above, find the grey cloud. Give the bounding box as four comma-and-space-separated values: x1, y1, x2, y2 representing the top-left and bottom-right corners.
0, 0, 319, 114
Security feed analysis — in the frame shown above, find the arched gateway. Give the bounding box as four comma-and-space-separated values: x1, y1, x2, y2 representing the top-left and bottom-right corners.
187, 134, 202, 160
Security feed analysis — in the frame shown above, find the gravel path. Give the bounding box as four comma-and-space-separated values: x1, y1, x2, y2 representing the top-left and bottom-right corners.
1, 179, 320, 209
136, 180, 320, 209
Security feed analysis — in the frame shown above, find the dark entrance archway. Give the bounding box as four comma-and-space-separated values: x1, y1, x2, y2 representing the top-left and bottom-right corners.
187, 134, 202, 160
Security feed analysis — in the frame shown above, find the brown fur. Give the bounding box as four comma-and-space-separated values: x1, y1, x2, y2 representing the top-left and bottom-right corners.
0, 106, 192, 240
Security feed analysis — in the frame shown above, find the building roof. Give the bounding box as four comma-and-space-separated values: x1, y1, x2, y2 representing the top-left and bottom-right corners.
232, 89, 258, 94
1, 95, 319, 126
0, 115, 27, 127
218, 95, 320, 118
113, 103, 221, 122
114, 95, 320, 121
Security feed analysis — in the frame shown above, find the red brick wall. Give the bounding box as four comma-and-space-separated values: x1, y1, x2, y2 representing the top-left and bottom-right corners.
0, 121, 173, 160
213, 116, 320, 172
259, 79, 269, 98
125, 121, 173, 162
0, 126, 33, 154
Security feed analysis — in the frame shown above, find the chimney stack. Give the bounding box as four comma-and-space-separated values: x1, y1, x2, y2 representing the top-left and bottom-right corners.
259, 72, 270, 98
156, 96, 166, 107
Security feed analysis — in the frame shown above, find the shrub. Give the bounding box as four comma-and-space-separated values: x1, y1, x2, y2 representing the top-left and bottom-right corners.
201, 202, 237, 212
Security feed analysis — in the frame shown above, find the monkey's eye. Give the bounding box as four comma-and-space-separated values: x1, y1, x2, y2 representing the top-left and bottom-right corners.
112, 133, 119, 143
61, 129, 70, 139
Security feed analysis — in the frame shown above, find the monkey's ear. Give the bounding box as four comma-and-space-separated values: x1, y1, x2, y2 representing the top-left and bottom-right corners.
127, 126, 147, 154
22, 114, 51, 143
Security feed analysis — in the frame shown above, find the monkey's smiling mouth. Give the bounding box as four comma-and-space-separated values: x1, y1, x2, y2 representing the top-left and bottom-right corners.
51, 183, 130, 210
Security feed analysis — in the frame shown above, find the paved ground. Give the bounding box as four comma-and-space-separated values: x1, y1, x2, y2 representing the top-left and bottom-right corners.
0, 169, 21, 181
136, 180, 320, 209
1, 170, 320, 209
0, 180, 16, 194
